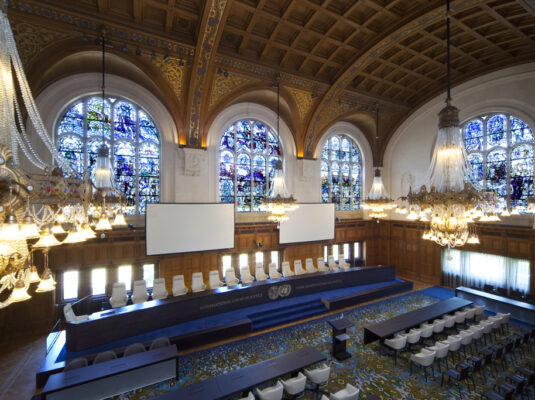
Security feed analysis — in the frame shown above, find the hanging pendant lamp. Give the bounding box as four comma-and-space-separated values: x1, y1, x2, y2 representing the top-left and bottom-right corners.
261, 76, 298, 224
361, 105, 395, 219
94, 28, 114, 190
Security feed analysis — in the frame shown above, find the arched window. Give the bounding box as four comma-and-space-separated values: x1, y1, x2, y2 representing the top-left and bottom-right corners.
56, 96, 160, 214
321, 135, 362, 210
219, 120, 281, 212
464, 113, 534, 211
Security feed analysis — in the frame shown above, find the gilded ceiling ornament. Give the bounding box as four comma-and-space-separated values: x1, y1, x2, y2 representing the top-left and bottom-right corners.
287, 87, 313, 122
12, 21, 71, 66
209, 70, 259, 108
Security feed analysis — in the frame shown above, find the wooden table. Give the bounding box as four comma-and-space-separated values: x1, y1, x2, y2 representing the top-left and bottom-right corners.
154, 346, 326, 400
42, 345, 178, 400
363, 297, 472, 344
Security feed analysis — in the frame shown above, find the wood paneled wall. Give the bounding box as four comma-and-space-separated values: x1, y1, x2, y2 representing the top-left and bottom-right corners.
374, 221, 535, 293
0, 220, 378, 339
3, 218, 533, 339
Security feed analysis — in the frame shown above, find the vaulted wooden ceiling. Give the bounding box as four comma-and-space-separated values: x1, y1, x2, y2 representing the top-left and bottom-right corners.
8, 0, 535, 160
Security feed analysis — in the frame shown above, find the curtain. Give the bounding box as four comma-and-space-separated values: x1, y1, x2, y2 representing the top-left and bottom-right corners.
442, 248, 530, 294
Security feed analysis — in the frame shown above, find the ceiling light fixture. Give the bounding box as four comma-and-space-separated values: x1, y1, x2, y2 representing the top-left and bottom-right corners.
405, 0, 497, 248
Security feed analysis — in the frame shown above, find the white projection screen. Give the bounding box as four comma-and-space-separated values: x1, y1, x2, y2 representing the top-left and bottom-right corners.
146, 204, 235, 256
279, 203, 335, 244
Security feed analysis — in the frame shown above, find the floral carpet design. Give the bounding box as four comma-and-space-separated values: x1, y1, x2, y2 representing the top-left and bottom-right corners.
109, 291, 535, 400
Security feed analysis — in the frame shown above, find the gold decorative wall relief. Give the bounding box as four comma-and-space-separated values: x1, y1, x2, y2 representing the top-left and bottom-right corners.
209, 70, 259, 109
12, 21, 72, 66
142, 53, 187, 101
287, 87, 313, 123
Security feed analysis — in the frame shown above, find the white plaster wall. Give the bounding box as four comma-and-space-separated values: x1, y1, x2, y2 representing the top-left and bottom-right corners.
383, 63, 535, 226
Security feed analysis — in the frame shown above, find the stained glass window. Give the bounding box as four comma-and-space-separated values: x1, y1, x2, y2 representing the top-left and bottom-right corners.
463, 113, 534, 211
218, 120, 281, 212
56, 96, 160, 215
321, 135, 362, 210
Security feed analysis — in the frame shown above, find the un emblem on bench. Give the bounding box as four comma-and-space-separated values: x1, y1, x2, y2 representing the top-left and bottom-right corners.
268, 284, 292, 300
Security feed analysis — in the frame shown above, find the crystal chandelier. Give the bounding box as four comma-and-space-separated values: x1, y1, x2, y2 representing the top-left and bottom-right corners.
361, 105, 396, 218
0, 5, 127, 307
261, 77, 298, 223
405, 0, 497, 248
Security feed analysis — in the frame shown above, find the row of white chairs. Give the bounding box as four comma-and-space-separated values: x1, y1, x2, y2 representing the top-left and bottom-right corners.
384, 304, 512, 380
236, 363, 359, 400
107, 255, 353, 308
109, 278, 168, 308
384, 305, 486, 365
408, 312, 511, 381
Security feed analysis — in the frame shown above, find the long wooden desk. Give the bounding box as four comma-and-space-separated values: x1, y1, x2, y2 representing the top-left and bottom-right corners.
67, 266, 395, 351
42, 345, 178, 400
154, 346, 325, 400
363, 297, 472, 344
456, 286, 535, 324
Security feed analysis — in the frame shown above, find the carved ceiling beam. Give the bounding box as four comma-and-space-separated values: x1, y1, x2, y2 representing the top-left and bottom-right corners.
164, 0, 175, 33
237, 0, 268, 54
184, 0, 233, 147
517, 0, 535, 17
97, 0, 109, 14
132, 0, 143, 24
303, 0, 488, 159
480, 3, 535, 48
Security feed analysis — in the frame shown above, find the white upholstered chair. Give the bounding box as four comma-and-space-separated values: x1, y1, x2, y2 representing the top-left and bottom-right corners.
191, 272, 207, 292
281, 372, 307, 398
294, 260, 306, 275
282, 261, 294, 277
443, 334, 462, 363
427, 341, 449, 372
409, 348, 436, 381
432, 318, 446, 335
255, 263, 269, 281
458, 329, 474, 355
268, 263, 282, 279
224, 268, 240, 286
256, 381, 283, 400
238, 392, 255, 400
419, 322, 434, 341
398, 328, 421, 348
327, 256, 338, 270
209, 270, 223, 289
330, 383, 359, 400
317, 257, 329, 272
131, 280, 148, 304
172, 275, 188, 296
124, 342, 146, 357
152, 278, 168, 300
240, 266, 255, 284
304, 363, 330, 391
464, 307, 476, 322
110, 282, 128, 308
454, 309, 467, 325
305, 258, 317, 273
338, 254, 350, 269
63, 303, 88, 323
384, 335, 407, 365
474, 304, 485, 320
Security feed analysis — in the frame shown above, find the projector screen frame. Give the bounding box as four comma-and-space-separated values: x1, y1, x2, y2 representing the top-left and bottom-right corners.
145, 202, 235, 256
278, 203, 336, 245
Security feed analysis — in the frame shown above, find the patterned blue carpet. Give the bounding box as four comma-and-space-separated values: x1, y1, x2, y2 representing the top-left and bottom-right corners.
109, 287, 535, 400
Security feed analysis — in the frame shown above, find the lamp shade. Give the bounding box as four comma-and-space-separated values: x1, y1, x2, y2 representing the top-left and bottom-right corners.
33, 228, 62, 248
112, 211, 127, 227
95, 214, 112, 231
28, 266, 41, 283
8, 279, 31, 303
94, 145, 113, 190
36, 268, 56, 293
